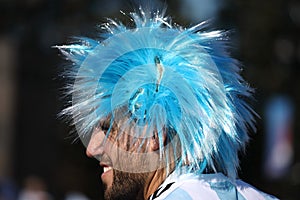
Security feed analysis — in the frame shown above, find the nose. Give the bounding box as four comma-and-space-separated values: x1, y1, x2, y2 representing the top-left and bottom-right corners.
86, 148, 94, 158
86, 131, 105, 158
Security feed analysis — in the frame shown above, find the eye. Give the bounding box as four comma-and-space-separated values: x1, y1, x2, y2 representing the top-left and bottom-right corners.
102, 124, 110, 132
99, 120, 110, 134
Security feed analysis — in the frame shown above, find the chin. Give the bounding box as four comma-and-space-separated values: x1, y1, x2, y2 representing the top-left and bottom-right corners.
103, 169, 148, 200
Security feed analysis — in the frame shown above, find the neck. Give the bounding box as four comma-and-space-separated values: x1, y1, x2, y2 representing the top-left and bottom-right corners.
143, 168, 167, 199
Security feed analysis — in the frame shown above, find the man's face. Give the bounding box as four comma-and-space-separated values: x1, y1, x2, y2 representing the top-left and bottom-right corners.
86, 123, 153, 200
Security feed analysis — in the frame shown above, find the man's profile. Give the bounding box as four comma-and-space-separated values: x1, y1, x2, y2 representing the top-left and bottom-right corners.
57, 4, 278, 200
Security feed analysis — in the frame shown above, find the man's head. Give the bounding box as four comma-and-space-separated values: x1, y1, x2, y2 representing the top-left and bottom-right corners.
58, 5, 256, 200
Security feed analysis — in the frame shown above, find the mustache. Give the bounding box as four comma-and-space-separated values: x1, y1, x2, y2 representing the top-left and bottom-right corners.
99, 153, 113, 166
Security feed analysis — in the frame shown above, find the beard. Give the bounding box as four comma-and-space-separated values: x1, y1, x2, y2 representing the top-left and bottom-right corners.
104, 169, 149, 200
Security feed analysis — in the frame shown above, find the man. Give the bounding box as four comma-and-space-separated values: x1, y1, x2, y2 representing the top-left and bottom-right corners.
57, 5, 278, 200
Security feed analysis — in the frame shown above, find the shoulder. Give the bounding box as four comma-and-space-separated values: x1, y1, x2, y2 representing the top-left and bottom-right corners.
235, 180, 279, 200
149, 173, 279, 200
149, 173, 224, 200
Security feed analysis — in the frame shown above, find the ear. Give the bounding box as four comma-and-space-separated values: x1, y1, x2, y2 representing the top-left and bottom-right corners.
150, 131, 167, 151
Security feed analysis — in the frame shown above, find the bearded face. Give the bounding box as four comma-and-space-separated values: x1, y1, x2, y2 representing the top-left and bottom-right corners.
86, 117, 160, 200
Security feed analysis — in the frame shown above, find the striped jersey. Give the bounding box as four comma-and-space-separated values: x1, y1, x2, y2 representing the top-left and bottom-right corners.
148, 171, 278, 200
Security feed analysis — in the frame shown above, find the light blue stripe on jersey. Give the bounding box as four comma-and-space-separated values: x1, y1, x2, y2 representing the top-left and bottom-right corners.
163, 188, 193, 200
209, 181, 246, 200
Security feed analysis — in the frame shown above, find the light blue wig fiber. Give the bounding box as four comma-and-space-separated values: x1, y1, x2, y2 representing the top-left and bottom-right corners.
57, 6, 256, 179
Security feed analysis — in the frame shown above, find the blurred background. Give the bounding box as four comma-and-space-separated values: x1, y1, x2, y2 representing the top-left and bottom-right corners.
0, 0, 299, 199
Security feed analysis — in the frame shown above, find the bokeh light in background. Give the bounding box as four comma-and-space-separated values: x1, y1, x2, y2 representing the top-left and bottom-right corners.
0, 0, 299, 199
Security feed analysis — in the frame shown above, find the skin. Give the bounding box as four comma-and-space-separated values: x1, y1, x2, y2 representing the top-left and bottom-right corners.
86, 123, 165, 200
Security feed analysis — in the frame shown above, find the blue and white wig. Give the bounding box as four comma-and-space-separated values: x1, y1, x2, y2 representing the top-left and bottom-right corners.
57, 6, 256, 179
